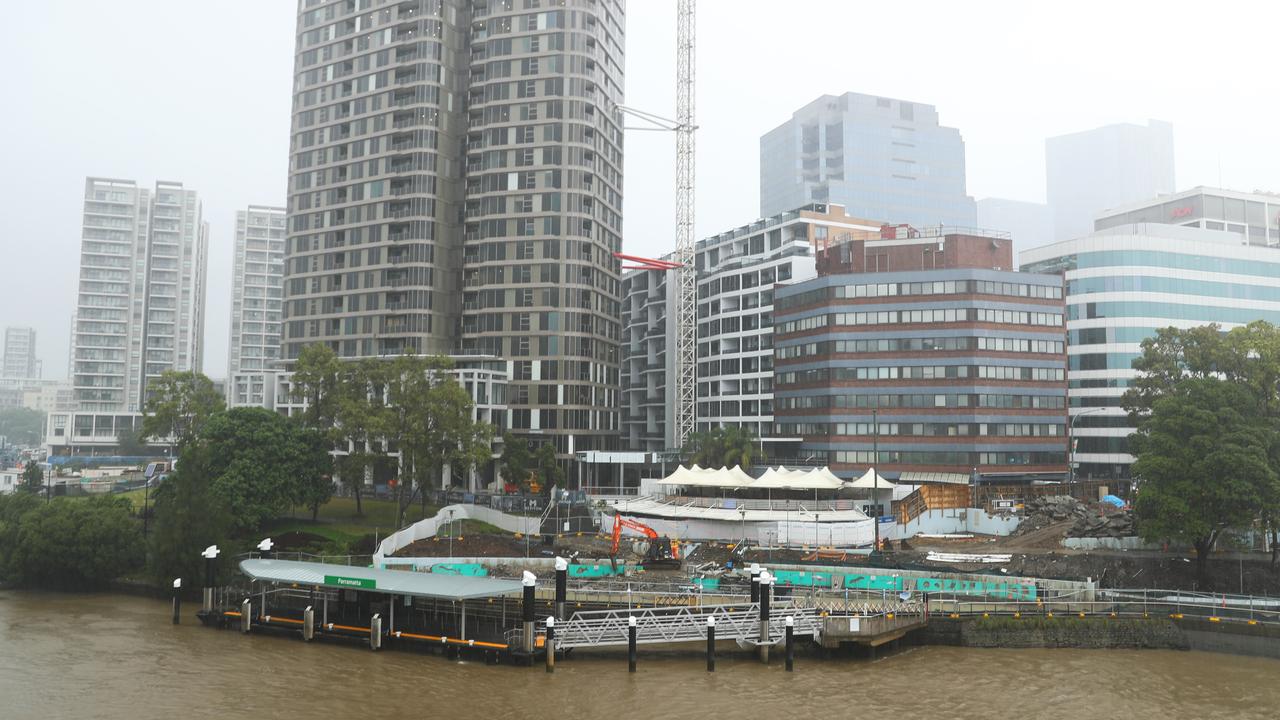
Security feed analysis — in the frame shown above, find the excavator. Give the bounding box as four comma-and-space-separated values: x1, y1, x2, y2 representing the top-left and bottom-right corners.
610, 515, 682, 569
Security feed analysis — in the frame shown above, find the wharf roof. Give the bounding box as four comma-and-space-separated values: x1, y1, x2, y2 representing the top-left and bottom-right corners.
239, 559, 524, 601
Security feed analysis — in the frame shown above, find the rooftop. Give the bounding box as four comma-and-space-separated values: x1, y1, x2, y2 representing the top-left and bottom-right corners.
239, 558, 524, 600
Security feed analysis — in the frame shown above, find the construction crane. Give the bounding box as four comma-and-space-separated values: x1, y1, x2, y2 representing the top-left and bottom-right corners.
617, 0, 697, 453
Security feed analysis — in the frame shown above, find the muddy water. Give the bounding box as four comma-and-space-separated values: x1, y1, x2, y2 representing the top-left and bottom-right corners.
3, 591, 1279, 720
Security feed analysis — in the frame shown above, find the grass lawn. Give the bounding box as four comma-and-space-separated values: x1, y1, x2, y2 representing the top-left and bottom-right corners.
263, 496, 441, 549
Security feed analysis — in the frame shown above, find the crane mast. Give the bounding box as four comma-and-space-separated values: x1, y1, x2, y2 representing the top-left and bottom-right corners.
672, 0, 697, 452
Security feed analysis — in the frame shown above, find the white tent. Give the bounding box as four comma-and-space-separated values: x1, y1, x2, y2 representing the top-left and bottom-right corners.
847, 467, 895, 490
749, 466, 846, 490
655, 464, 754, 488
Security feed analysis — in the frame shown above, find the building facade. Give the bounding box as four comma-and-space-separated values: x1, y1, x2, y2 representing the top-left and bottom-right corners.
760, 92, 976, 227
285, 0, 625, 459
619, 204, 882, 454
774, 230, 1068, 481
1094, 186, 1280, 248
1045, 119, 1174, 241
227, 206, 286, 376
72, 177, 208, 415
1021, 224, 1280, 480
3, 328, 40, 379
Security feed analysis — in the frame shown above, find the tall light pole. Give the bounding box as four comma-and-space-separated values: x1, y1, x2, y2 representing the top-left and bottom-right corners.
447, 508, 456, 558
1069, 408, 1106, 485
872, 408, 880, 552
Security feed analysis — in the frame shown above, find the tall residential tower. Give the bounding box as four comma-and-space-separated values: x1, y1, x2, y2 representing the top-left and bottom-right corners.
285, 0, 626, 457
2, 328, 40, 379
227, 206, 287, 375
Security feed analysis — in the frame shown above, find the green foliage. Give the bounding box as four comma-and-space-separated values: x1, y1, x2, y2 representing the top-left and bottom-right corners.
500, 433, 533, 490
291, 343, 342, 431
197, 407, 334, 533
1130, 378, 1277, 584
2, 496, 143, 590
0, 493, 41, 577
148, 442, 232, 586
115, 424, 150, 457
0, 407, 46, 446
142, 370, 225, 450
535, 443, 563, 492
21, 463, 43, 493
683, 425, 763, 468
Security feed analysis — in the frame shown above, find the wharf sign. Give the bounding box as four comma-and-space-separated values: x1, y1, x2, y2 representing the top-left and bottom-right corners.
324, 574, 377, 590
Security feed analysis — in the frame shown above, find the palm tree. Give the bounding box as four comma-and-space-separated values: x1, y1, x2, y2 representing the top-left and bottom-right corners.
683, 426, 763, 468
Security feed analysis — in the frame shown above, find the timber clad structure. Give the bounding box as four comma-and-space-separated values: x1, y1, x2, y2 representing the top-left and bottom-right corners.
772, 229, 1069, 481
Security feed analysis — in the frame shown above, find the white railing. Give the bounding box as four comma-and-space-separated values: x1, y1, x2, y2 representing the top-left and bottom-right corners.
554, 602, 819, 649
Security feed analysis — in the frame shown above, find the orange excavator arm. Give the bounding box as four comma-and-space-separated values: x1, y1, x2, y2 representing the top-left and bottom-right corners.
610, 515, 659, 555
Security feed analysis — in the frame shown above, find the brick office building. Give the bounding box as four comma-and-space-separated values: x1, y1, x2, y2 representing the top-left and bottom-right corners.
772, 226, 1068, 484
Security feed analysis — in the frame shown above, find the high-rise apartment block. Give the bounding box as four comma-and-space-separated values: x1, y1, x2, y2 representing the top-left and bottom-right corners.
72, 178, 208, 413
1022, 224, 1280, 481
1045, 119, 1174, 241
2, 328, 40, 379
774, 229, 1068, 482
228, 206, 286, 375
760, 92, 976, 228
285, 0, 625, 457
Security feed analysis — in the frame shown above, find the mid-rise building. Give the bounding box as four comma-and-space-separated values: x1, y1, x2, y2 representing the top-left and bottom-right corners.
3, 327, 40, 379
1094, 186, 1280, 247
1045, 119, 1174, 241
227, 206, 286, 377
760, 92, 976, 227
285, 0, 626, 461
620, 204, 881, 454
774, 229, 1068, 482
977, 198, 1052, 257
1021, 224, 1280, 481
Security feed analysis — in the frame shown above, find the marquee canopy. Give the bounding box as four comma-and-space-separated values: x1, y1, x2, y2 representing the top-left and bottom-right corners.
656, 464, 848, 490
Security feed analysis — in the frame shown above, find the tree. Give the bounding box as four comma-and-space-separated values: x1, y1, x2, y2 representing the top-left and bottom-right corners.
384, 355, 493, 526
149, 442, 232, 586
196, 407, 334, 532
20, 463, 43, 494
116, 424, 150, 457
142, 371, 225, 451
0, 407, 46, 446
293, 345, 364, 513
1129, 378, 1277, 587
683, 425, 764, 468
500, 433, 533, 490
6, 497, 144, 590
535, 443, 563, 495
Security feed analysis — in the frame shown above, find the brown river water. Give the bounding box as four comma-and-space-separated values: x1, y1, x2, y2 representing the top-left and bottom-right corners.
3, 591, 1279, 720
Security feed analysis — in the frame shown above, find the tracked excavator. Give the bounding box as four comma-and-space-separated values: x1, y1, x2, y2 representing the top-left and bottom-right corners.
610, 515, 681, 569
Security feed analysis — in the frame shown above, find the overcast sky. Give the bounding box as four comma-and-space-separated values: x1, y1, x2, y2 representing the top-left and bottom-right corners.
3, 0, 1278, 381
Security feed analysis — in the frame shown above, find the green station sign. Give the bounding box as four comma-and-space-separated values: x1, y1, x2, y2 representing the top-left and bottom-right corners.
324, 574, 376, 590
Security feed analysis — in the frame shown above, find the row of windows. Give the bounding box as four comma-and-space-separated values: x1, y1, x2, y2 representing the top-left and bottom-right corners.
1025, 250, 1280, 281
777, 365, 1064, 384
777, 308, 1063, 334
827, 450, 1066, 467
776, 422, 1065, 438
777, 336, 1065, 360
777, 393, 1066, 410
1069, 276, 1280, 303
1069, 353, 1141, 371
1068, 302, 1280, 326
775, 278, 1062, 311
1069, 327, 1156, 346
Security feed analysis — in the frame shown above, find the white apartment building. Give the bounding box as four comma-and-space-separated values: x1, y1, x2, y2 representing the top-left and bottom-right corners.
227, 206, 286, 377
3, 327, 40, 379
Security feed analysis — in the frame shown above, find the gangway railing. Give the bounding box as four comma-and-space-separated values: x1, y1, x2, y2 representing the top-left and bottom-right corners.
554, 602, 819, 649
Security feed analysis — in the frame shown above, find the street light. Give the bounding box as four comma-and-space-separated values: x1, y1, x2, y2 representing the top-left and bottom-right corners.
872, 408, 880, 553
447, 508, 456, 558
1068, 408, 1107, 485
257, 537, 274, 560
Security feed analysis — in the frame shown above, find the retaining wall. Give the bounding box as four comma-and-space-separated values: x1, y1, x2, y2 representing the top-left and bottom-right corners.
918, 617, 1189, 650
1062, 536, 1162, 551
900, 508, 1021, 537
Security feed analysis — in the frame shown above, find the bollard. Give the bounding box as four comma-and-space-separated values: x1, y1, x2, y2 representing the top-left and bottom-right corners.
240, 598, 251, 633
522, 571, 537, 657
758, 570, 772, 663
370, 614, 382, 651
750, 563, 761, 603
554, 556, 568, 621
303, 606, 315, 641
627, 616, 637, 673
171, 578, 182, 624
706, 616, 716, 672
785, 616, 795, 672
545, 617, 556, 673
201, 545, 219, 613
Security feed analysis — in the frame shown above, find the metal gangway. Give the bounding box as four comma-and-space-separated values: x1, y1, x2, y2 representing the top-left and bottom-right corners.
554, 602, 820, 649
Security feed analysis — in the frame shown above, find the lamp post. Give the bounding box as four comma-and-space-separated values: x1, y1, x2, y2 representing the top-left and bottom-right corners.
447, 508, 456, 558
872, 408, 880, 553
739, 505, 747, 550
1068, 408, 1106, 485
257, 537, 274, 560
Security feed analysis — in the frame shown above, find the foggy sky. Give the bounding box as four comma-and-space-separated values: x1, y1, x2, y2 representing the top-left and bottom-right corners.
3, 0, 1278, 381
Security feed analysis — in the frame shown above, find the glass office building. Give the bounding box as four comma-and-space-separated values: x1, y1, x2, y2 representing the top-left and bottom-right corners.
1021, 224, 1280, 480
